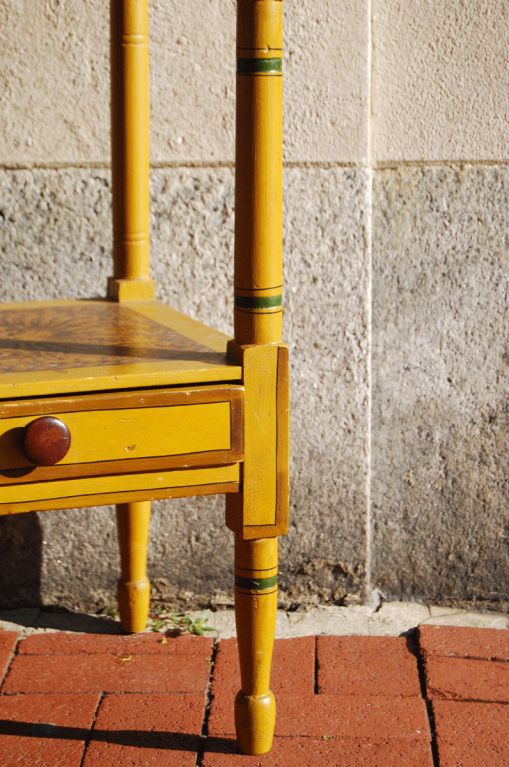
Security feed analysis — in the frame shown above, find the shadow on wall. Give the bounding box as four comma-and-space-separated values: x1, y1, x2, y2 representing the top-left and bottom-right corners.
0, 513, 42, 607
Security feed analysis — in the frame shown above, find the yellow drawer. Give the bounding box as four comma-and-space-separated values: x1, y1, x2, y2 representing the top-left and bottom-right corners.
0, 385, 243, 513
1, 402, 231, 470
0, 385, 243, 484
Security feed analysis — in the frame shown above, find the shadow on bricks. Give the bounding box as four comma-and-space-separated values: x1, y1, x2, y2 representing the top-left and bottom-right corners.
0, 720, 235, 754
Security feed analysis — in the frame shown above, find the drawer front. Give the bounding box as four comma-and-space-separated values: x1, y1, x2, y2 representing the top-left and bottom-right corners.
1, 402, 230, 470
0, 385, 243, 483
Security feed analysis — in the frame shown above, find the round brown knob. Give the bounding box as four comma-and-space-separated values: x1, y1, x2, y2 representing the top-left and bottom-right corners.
23, 416, 71, 466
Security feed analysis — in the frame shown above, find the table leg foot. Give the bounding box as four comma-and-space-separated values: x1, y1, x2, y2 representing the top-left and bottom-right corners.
235, 691, 276, 755
234, 534, 278, 754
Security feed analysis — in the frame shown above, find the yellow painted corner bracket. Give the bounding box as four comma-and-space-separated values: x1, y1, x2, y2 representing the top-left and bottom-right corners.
107, 277, 155, 302
226, 342, 289, 538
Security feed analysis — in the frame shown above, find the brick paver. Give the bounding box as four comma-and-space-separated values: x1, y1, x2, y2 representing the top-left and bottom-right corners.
83, 693, 205, 767
433, 699, 509, 767
317, 636, 421, 696
3, 650, 212, 694
0, 693, 99, 767
425, 656, 509, 702
419, 624, 509, 662
19, 631, 212, 656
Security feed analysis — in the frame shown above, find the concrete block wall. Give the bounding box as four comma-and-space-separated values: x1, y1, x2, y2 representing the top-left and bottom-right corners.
0, 1, 507, 613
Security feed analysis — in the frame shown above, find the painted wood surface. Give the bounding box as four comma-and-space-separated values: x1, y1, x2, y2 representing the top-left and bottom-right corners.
226, 342, 289, 537
0, 464, 240, 514
0, 385, 243, 484
230, 1, 286, 757
108, 0, 155, 301
116, 501, 151, 633
234, 534, 278, 754
0, 384, 244, 418
234, 0, 283, 346
1, 402, 231, 469
0, 482, 239, 516
0, 300, 241, 398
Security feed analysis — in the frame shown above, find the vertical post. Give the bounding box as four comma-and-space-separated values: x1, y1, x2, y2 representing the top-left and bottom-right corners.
231, 0, 285, 755
234, 0, 283, 346
110, 1, 153, 632
108, 0, 155, 301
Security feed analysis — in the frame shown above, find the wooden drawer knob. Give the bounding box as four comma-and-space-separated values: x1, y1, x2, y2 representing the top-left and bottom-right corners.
23, 416, 71, 466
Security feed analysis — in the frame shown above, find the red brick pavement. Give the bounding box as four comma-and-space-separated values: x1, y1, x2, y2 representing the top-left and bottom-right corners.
419, 625, 509, 767
0, 625, 506, 766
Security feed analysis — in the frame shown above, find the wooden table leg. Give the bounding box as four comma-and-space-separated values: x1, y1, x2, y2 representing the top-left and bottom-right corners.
234, 534, 278, 754
116, 501, 151, 633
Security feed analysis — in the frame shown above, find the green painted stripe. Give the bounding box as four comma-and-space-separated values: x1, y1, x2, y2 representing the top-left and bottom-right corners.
237, 58, 282, 74
235, 294, 282, 309
235, 575, 278, 591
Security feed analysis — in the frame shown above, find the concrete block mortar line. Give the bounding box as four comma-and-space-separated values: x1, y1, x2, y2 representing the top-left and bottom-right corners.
0, 160, 370, 172
0, 161, 111, 171
365, 0, 375, 601
3, 158, 509, 173
79, 691, 105, 767
375, 158, 509, 169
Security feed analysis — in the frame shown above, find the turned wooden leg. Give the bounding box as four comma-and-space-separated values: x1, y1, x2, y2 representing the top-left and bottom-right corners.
116, 501, 151, 633
234, 534, 278, 755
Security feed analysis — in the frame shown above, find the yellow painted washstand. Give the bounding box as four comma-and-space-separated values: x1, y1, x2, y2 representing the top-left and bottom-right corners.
0, 0, 288, 755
